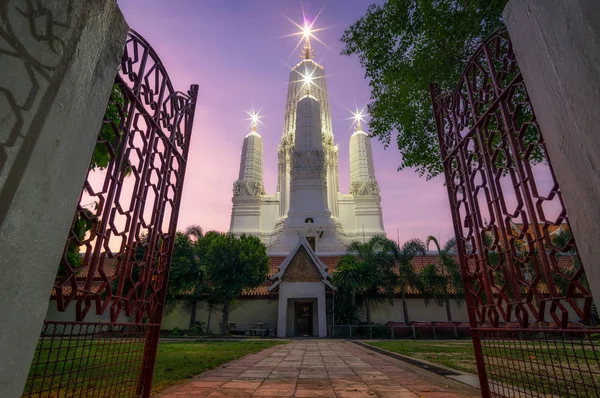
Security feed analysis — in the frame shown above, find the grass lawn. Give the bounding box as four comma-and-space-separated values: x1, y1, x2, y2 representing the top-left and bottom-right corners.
368, 340, 478, 374
25, 339, 284, 397
368, 340, 600, 397
152, 340, 283, 393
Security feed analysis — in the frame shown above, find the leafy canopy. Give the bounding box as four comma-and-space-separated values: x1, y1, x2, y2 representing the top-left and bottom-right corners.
166, 231, 202, 304
201, 232, 269, 303
341, 0, 505, 179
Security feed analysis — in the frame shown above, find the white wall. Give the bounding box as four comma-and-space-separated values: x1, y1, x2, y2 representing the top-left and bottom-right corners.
337, 194, 356, 239
368, 299, 469, 324
161, 299, 279, 334
259, 195, 280, 235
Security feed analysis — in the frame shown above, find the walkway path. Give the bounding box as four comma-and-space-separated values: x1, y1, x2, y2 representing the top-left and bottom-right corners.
158, 340, 479, 397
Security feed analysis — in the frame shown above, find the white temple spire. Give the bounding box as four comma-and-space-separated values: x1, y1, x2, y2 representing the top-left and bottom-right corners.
349, 113, 379, 195
233, 111, 265, 196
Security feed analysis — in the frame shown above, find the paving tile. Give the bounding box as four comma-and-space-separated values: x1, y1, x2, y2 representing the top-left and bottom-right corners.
334, 391, 378, 398
406, 385, 447, 392
333, 385, 372, 392
295, 380, 332, 389
294, 389, 336, 397
221, 381, 262, 389
207, 392, 253, 398
375, 392, 419, 398
250, 389, 294, 397
261, 380, 296, 388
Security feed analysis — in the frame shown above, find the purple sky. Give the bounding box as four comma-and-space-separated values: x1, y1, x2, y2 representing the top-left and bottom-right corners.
118, 0, 456, 245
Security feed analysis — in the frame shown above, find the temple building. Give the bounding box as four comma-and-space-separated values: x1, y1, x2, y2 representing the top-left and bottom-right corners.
226, 35, 384, 337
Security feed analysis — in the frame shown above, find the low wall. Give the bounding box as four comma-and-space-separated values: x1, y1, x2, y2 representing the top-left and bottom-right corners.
45, 296, 588, 334
161, 299, 279, 334
160, 298, 469, 332
369, 298, 469, 324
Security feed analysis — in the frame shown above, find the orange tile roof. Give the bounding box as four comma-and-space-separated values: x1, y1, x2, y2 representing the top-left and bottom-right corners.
53, 254, 578, 299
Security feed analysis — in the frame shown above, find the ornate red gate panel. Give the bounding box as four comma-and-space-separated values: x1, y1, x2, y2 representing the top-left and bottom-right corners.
430, 29, 600, 397
23, 29, 198, 398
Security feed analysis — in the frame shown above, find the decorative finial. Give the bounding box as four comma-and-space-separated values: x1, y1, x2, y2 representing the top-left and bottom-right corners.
247, 110, 261, 133
300, 22, 315, 60
353, 109, 366, 132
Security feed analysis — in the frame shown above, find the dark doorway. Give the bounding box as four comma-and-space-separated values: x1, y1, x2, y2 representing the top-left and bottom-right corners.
295, 301, 313, 336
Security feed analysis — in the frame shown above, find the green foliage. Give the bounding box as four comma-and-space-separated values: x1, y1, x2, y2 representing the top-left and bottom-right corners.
59, 208, 94, 278
422, 236, 465, 321
333, 235, 425, 325
166, 231, 202, 304
333, 292, 360, 325
90, 84, 126, 171
333, 236, 398, 325
199, 232, 269, 334
341, 0, 505, 179
201, 233, 269, 302
57, 84, 129, 280
188, 321, 206, 336
394, 238, 427, 323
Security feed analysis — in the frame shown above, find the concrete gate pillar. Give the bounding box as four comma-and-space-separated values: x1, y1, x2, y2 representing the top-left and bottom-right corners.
0, 1, 127, 396
504, 0, 600, 311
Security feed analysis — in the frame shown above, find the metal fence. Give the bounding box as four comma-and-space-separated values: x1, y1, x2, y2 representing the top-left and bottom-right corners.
430, 28, 600, 397
23, 29, 198, 398
329, 323, 472, 339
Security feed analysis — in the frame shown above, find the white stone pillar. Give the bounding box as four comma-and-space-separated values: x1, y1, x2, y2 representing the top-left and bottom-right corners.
318, 289, 327, 337
0, 1, 128, 395
277, 295, 287, 338
504, 0, 600, 310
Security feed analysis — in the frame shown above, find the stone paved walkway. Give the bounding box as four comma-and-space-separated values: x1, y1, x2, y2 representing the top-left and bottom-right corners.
158, 340, 479, 397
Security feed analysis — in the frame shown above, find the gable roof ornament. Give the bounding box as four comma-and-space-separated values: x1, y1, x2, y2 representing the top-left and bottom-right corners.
268, 235, 335, 292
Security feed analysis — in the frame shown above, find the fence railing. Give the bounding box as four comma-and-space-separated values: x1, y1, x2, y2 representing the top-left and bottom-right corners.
329, 322, 473, 339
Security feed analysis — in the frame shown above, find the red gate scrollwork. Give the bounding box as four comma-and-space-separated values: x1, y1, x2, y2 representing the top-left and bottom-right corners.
430, 28, 600, 397
24, 29, 198, 397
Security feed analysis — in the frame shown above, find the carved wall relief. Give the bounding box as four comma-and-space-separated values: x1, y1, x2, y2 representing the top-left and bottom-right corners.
283, 246, 322, 282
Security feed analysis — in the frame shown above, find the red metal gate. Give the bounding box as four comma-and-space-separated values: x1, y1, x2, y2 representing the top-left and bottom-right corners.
23, 29, 198, 397
430, 29, 600, 397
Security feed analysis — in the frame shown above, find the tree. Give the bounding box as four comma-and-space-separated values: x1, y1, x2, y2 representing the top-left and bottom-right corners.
201, 233, 269, 335
392, 238, 427, 324
422, 236, 465, 321
193, 230, 222, 334
333, 235, 408, 328
333, 250, 380, 328
341, 0, 505, 179
185, 225, 204, 242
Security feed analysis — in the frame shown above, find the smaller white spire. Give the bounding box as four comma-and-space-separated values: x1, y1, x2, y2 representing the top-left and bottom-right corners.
349, 109, 379, 196
234, 111, 265, 196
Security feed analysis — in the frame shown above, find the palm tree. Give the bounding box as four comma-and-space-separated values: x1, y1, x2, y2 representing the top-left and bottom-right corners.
392, 239, 426, 324
333, 235, 397, 327
423, 236, 464, 322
